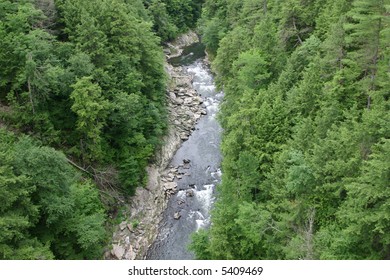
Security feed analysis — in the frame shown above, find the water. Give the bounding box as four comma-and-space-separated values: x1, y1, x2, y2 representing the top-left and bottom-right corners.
146, 45, 223, 260
168, 42, 206, 67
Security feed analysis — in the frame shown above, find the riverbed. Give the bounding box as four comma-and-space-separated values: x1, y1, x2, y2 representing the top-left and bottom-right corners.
147, 45, 223, 260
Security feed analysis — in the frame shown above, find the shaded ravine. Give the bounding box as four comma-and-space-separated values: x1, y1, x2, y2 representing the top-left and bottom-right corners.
147, 46, 223, 260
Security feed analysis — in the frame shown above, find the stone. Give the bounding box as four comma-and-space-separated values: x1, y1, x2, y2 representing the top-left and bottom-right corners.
170, 168, 178, 173
183, 163, 190, 169
177, 199, 185, 205
184, 97, 193, 105
186, 189, 194, 197
180, 133, 189, 141
194, 96, 204, 104
134, 241, 140, 250
164, 182, 177, 190
127, 224, 134, 232
125, 245, 136, 260
174, 212, 181, 220
119, 221, 127, 231
169, 92, 176, 100
200, 109, 207, 115
112, 244, 125, 260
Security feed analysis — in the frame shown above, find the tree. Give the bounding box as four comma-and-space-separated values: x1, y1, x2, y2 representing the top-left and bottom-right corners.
70, 76, 109, 163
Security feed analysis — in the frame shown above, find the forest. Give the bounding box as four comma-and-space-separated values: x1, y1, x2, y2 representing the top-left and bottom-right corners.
0, 0, 203, 259
190, 0, 390, 260
0, 0, 389, 260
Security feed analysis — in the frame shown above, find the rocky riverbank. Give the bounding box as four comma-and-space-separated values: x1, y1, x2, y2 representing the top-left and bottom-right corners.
105, 31, 206, 260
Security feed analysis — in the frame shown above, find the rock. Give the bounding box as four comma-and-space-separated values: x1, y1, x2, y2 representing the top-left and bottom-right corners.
184, 110, 194, 118
170, 168, 178, 173
184, 97, 192, 103
167, 174, 175, 181
177, 199, 185, 205
125, 245, 136, 260
194, 96, 203, 104
186, 189, 194, 197
174, 212, 181, 220
104, 250, 112, 259
127, 224, 134, 232
180, 133, 189, 141
200, 109, 207, 115
169, 92, 176, 100
112, 244, 125, 260
164, 182, 177, 190
125, 236, 130, 245
183, 159, 191, 164
133, 241, 140, 250
174, 119, 181, 126
119, 221, 127, 231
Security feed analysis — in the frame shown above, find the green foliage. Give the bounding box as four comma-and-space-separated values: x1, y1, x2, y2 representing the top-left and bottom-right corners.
70, 76, 109, 163
191, 0, 390, 260
1, 0, 170, 192
0, 129, 106, 259
1, 0, 192, 259
143, 0, 204, 40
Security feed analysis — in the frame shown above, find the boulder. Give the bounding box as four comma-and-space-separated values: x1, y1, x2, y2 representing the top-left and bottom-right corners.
125, 245, 136, 260
174, 212, 181, 220
186, 189, 194, 197
112, 244, 125, 260
119, 221, 127, 231
169, 92, 176, 100
164, 182, 177, 190
184, 97, 193, 105
180, 133, 189, 141
177, 199, 185, 205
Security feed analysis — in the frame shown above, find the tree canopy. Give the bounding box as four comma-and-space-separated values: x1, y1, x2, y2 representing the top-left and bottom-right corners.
0, 0, 204, 259
191, 0, 390, 260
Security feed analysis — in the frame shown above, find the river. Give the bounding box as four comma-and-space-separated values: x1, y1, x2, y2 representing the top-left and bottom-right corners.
146, 43, 223, 260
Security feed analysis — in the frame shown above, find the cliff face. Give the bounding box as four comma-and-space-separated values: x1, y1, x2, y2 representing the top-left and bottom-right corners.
106, 31, 204, 260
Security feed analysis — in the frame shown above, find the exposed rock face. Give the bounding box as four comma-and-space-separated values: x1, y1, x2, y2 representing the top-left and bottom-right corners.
106, 31, 202, 260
